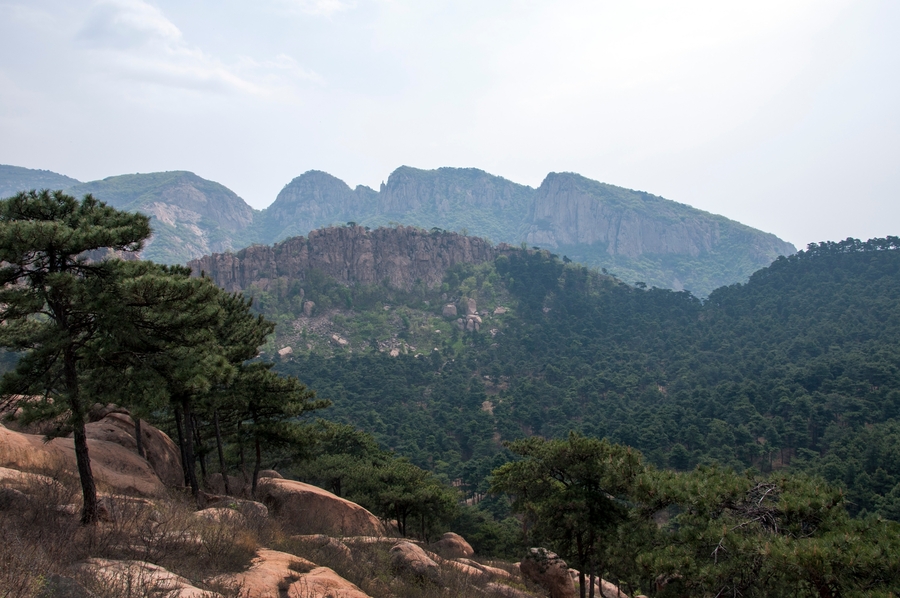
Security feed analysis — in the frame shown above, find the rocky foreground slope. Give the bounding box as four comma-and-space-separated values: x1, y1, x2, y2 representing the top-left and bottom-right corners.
2, 163, 794, 294
0, 403, 635, 597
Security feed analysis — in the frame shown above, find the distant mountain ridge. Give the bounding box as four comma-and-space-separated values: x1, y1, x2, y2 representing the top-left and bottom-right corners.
0, 163, 795, 294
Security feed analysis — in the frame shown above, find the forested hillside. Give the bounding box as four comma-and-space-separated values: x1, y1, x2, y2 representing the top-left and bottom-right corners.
267, 237, 900, 519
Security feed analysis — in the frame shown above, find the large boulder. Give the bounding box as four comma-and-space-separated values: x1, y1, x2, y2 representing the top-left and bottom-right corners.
0, 423, 167, 497
568, 570, 631, 598
74, 558, 217, 598
430, 531, 474, 558
389, 541, 440, 582
218, 548, 369, 598
84, 412, 183, 488
520, 548, 577, 598
256, 478, 385, 536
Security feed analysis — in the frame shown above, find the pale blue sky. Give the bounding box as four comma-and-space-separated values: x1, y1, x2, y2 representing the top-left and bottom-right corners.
1, 0, 897, 248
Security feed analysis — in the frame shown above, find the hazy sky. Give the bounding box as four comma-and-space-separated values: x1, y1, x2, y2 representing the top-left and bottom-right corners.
1, 0, 897, 248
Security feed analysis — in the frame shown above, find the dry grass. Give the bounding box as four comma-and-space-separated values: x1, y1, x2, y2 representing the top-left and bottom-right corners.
0, 470, 260, 597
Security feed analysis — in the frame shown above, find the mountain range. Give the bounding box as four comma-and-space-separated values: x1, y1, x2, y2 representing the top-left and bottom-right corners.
0, 163, 796, 295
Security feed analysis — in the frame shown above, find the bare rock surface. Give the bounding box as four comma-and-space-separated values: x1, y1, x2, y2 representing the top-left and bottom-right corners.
189, 226, 507, 293
256, 478, 385, 536
0, 423, 167, 497
430, 531, 474, 558
83, 411, 183, 488
219, 548, 369, 598
520, 548, 577, 598
389, 541, 440, 582
75, 558, 218, 598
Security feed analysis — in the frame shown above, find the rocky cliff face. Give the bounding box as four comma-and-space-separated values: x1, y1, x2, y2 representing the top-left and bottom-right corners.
189, 226, 504, 292
67, 171, 257, 264
525, 172, 795, 261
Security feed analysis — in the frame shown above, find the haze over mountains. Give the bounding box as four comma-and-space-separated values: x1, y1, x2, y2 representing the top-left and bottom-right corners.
0, 163, 795, 295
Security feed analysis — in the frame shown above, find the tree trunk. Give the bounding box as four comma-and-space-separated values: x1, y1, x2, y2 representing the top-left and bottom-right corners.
251, 434, 262, 496
134, 417, 145, 459
180, 397, 199, 498
213, 410, 231, 496
174, 406, 189, 486
193, 413, 207, 486
64, 348, 99, 525
577, 534, 587, 598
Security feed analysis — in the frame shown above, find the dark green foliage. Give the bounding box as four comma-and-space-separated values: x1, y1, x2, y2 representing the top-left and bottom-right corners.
492, 434, 645, 598
0, 190, 152, 523
275, 238, 900, 528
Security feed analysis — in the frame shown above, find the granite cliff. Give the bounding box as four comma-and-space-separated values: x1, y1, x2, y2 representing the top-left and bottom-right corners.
189, 225, 505, 293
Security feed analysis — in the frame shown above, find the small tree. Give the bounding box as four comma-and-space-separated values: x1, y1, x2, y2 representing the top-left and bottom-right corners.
0, 190, 151, 523
491, 433, 644, 598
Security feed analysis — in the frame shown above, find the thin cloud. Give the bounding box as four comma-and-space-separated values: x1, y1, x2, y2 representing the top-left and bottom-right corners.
279, 0, 355, 17
71, 0, 321, 98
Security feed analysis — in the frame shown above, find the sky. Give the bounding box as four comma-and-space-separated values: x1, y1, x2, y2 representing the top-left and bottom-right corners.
0, 0, 897, 249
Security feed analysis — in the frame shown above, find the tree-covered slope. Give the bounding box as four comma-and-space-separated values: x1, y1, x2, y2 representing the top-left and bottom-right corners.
0, 164, 80, 199
265, 237, 900, 519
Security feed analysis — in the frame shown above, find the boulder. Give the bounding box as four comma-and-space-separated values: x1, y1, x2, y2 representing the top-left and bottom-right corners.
442, 304, 458, 317
278, 346, 294, 357
256, 478, 385, 536
303, 300, 315, 317
389, 541, 440, 582
83, 412, 183, 488
457, 558, 514, 580
0, 424, 167, 497
292, 534, 353, 561
568, 570, 630, 598
430, 531, 474, 558
202, 494, 270, 520
74, 558, 218, 598
520, 548, 576, 598
466, 298, 477, 315
218, 549, 369, 598
258, 469, 283, 479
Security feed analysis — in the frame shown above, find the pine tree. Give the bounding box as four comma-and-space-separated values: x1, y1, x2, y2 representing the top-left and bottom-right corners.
0, 190, 151, 524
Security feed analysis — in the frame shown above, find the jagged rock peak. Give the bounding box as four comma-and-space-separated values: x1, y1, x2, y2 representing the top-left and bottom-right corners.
189, 225, 510, 292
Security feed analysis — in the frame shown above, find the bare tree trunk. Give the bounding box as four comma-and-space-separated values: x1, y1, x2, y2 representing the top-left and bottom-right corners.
65, 348, 98, 525
174, 406, 189, 486
134, 417, 145, 459
180, 397, 199, 499
213, 410, 231, 496
251, 434, 262, 495
193, 413, 207, 487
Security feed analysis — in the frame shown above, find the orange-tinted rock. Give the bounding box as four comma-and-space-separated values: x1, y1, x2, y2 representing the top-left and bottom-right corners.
256, 478, 385, 537
520, 548, 576, 598
0, 423, 167, 497
218, 549, 369, 598
75, 558, 218, 598
84, 412, 183, 488
430, 531, 474, 558
389, 541, 440, 582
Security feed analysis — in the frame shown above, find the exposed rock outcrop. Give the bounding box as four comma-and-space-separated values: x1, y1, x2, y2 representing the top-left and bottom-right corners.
74, 558, 216, 598
430, 532, 474, 559
189, 226, 507, 292
0, 422, 168, 497
255, 478, 385, 536
389, 541, 440, 582
218, 549, 369, 598
520, 548, 577, 598
84, 410, 183, 488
